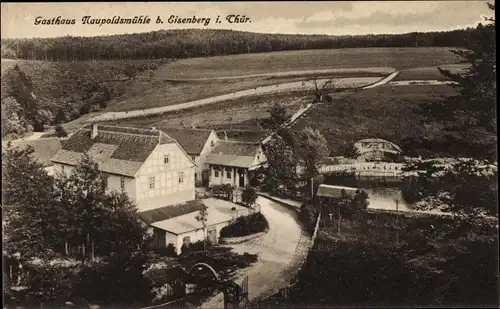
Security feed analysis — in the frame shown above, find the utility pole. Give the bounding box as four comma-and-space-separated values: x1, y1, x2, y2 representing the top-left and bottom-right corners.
311, 177, 314, 198
394, 194, 400, 245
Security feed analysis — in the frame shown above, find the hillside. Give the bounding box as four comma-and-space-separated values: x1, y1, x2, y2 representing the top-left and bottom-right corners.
1, 58, 169, 138
1, 27, 480, 61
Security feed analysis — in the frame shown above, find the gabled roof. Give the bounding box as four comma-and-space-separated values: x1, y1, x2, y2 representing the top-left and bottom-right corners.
50, 124, 190, 177
217, 130, 268, 143
154, 127, 214, 155
317, 184, 358, 198
3, 138, 62, 167
139, 200, 206, 224
151, 198, 248, 234
205, 141, 262, 168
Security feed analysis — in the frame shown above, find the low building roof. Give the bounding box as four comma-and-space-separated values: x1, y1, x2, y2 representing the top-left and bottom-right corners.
317, 184, 359, 198
205, 141, 261, 169
151, 198, 248, 235
139, 200, 206, 224
3, 138, 62, 167
217, 130, 268, 143
155, 127, 213, 155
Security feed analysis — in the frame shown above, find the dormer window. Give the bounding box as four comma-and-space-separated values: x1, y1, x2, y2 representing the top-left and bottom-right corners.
164, 155, 170, 164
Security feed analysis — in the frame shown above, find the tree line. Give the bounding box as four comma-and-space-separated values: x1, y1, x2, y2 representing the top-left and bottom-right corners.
1, 27, 485, 61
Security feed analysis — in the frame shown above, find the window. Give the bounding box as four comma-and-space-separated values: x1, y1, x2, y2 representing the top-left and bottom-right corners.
149, 176, 155, 189
164, 155, 170, 164
120, 177, 125, 191
210, 141, 215, 147
226, 168, 232, 179
61, 165, 65, 173
214, 166, 219, 177
178, 172, 184, 183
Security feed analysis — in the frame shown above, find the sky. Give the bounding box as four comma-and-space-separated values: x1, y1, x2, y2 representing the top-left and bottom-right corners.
1, 1, 493, 39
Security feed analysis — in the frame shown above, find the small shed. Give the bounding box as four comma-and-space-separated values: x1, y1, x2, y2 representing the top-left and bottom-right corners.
316, 184, 359, 199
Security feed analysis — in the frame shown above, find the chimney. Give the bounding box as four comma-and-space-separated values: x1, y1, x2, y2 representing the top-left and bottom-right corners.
223, 131, 227, 141
91, 123, 98, 139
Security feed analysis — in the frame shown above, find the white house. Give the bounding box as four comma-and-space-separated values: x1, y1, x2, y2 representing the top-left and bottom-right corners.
139, 198, 249, 254
205, 141, 267, 188
155, 127, 219, 186
51, 124, 196, 212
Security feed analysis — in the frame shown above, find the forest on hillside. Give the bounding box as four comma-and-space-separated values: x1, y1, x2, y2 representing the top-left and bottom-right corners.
1, 27, 485, 61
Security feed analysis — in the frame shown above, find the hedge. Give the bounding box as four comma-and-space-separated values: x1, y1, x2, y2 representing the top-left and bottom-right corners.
220, 213, 269, 238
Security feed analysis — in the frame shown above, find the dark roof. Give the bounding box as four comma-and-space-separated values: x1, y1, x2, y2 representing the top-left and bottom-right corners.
3, 138, 62, 167
139, 200, 206, 224
205, 141, 261, 168
217, 130, 268, 143
51, 124, 180, 177
155, 127, 213, 155
212, 141, 261, 156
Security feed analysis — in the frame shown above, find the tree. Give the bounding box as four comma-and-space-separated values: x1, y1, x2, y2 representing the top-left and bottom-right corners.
195, 203, 209, 252
54, 124, 68, 137
405, 3, 497, 225
267, 102, 289, 129
262, 133, 298, 192
2, 143, 62, 261
311, 79, 335, 103
294, 127, 329, 196
241, 186, 258, 209
54, 108, 67, 124
419, 3, 496, 162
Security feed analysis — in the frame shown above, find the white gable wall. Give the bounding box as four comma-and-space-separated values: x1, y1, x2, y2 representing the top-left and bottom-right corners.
135, 143, 196, 212
250, 146, 267, 169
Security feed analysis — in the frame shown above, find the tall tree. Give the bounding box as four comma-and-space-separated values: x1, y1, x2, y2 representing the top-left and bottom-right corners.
404, 3, 497, 224
294, 127, 329, 194
262, 133, 298, 192
2, 144, 61, 261
195, 203, 209, 252
267, 102, 289, 130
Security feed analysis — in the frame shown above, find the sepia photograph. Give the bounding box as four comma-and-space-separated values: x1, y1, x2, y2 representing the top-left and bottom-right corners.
1, 1, 498, 308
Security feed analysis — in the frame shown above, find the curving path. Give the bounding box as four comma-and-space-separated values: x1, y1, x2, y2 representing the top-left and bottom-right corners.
154, 67, 395, 81
200, 196, 307, 309
90, 77, 383, 122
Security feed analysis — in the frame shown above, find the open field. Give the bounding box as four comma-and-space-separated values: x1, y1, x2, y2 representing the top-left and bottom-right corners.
393, 63, 471, 81
291, 84, 459, 156
102, 91, 311, 131
155, 47, 463, 79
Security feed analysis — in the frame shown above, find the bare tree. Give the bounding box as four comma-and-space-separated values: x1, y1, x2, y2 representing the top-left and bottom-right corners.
195, 204, 209, 252
311, 78, 335, 103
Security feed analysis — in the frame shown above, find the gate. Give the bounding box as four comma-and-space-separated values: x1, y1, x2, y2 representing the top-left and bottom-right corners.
223, 275, 249, 309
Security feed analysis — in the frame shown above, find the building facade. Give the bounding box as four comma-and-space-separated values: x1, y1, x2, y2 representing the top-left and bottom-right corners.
51, 124, 196, 212
205, 141, 267, 188
156, 127, 219, 186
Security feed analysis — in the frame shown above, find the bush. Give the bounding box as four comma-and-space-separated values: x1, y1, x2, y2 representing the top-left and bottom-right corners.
72, 256, 153, 305
299, 203, 319, 234
55, 124, 68, 137
152, 243, 177, 257
22, 262, 78, 306
220, 213, 269, 238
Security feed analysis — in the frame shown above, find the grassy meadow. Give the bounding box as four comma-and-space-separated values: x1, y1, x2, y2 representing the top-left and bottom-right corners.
103, 91, 311, 131
291, 84, 459, 156
156, 47, 463, 79
393, 63, 471, 81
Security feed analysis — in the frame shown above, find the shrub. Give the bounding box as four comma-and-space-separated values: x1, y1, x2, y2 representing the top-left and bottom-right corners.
54, 124, 68, 137
299, 202, 319, 234
152, 243, 177, 257
220, 213, 269, 238
72, 256, 153, 305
